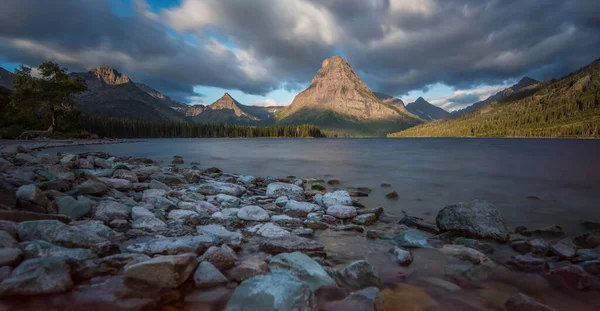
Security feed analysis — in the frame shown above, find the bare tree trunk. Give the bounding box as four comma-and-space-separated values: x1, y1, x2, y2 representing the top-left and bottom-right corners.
47, 110, 56, 133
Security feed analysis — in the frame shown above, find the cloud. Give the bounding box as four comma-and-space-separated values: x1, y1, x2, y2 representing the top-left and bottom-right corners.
429, 84, 509, 111
248, 98, 290, 107
0, 0, 599, 102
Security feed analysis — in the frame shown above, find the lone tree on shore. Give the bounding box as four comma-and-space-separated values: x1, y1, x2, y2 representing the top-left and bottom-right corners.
11, 62, 86, 133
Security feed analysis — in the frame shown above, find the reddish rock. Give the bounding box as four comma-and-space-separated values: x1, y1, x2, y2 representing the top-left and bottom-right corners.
549, 265, 592, 290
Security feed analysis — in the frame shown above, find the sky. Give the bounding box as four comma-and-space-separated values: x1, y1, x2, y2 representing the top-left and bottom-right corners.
1, 0, 599, 111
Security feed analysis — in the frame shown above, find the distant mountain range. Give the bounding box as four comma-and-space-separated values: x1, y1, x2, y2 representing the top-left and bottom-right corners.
390, 57, 600, 137
405, 97, 451, 121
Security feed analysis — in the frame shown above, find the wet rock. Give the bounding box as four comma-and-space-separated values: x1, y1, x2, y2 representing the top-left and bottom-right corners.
385, 191, 399, 199
0, 248, 23, 266
216, 194, 240, 209
304, 219, 329, 230
56, 196, 94, 220
453, 237, 495, 254
151, 172, 187, 186
573, 247, 600, 262
352, 213, 377, 226
38, 179, 71, 192
260, 236, 325, 257
201, 245, 237, 271
390, 247, 413, 266
573, 233, 600, 249
125, 253, 198, 288
197, 224, 243, 249
392, 229, 432, 248
93, 200, 131, 224
237, 205, 270, 221
255, 223, 290, 238
284, 200, 321, 218
171, 156, 184, 165
331, 224, 364, 233
582, 220, 600, 231
74, 179, 109, 196
326, 205, 357, 219
132, 216, 168, 232
439, 244, 495, 267
337, 260, 381, 291
229, 256, 269, 282
272, 215, 303, 229
194, 261, 228, 288
0, 230, 19, 248
520, 225, 565, 238
98, 177, 133, 191
197, 182, 246, 196
550, 238, 576, 259
0, 257, 72, 296
237, 175, 256, 185
436, 199, 509, 242
292, 228, 314, 238
167, 209, 199, 221
21, 240, 96, 261
148, 179, 171, 191
266, 182, 305, 201
126, 235, 215, 256
549, 265, 592, 290
269, 252, 336, 291
18, 220, 105, 248
14, 153, 38, 165
225, 271, 316, 311
321, 215, 339, 225
505, 293, 556, 311
322, 286, 382, 311
16, 185, 49, 208
322, 190, 352, 207
506, 254, 547, 272
398, 214, 439, 234
0, 266, 11, 282
275, 196, 289, 208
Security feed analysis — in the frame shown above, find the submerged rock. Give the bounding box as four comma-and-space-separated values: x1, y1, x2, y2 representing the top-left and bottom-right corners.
393, 229, 432, 248
390, 247, 413, 266
436, 200, 509, 242
505, 293, 556, 311
336, 260, 381, 291
125, 253, 198, 288
269, 252, 336, 291
506, 255, 547, 272
549, 265, 592, 290
0, 257, 73, 296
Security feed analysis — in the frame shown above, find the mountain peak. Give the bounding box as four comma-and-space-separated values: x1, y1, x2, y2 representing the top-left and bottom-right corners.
89, 66, 130, 85
321, 56, 349, 69
415, 97, 428, 104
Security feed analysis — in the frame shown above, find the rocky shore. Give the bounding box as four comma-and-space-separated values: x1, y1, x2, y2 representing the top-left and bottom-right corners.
0, 138, 138, 154
0, 146, 598, 310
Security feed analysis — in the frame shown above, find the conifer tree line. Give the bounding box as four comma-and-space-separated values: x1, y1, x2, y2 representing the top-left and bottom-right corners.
80, 115, 325, 138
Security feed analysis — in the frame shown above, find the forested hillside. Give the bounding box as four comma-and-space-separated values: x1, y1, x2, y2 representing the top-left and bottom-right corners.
389, 58, 600, 138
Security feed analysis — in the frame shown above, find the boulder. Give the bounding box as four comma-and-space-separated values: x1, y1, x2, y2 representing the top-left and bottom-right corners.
0, 248, 23, 266
21, 240, 96, 261
337, 260, 381, 291
0, 257, 73, 296
216, 194, 240, 209
201, 245, 237, 271
225, 271, 316, 311
126, 235, 215, 256
196, 182, 246, 197
18, 220, 105, 248
266, 182, 305, 201
269, 252, 336, 291
505, 293, 556, 311
0, 221, 19, 239
259, 236, 326, 257
322, 191, 352, 207
326, 205, 357, 219
229, 257, 269, 282
550, 238, 576, 259
390, 247, 413, 266
93, 200, 131, 224
237, 175, 256, 185
16, 185, 49, 208
352, 213, 377, 226
439, 244, 495, 267
436, 200, 509, 242
255, 223, 290, 238
194, 261, 228, 288
142, 189, 166, 202
56, 196, 94, 220
284, 200, 321, 218
74, 180, 110, 196
196, 224, 243, 249
131, 206, 154, 221
237, 205, 270, 221
149, 179, 171, 191
167, 209, 199, 221
580, 260, 600, 275
125, 253, 198, 288
132, 216, 168, 232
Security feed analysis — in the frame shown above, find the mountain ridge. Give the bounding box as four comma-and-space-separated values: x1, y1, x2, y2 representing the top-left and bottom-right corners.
406, 97, 451, 121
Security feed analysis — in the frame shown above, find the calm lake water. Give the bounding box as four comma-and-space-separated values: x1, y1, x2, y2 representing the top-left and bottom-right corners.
47, 138, 600, 235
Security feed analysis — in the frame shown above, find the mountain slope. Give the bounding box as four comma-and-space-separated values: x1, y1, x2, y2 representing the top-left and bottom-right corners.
71, 67, 184, 121
390, 58, 600, 138
373, 92, 409, 113
135, 83, 189, 111
0, 67, 14, 90
406, 97, 451, 121
276, 56, 422, 136
192, 93, 263, 124
451, 77, 539, 118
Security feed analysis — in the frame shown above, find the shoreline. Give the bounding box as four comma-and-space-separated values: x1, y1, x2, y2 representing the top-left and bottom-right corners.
0, 138, 142, 154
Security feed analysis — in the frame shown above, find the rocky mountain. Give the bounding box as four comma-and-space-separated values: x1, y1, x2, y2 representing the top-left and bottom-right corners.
71, 67, 184, 121
135, 83, 189, 111
276, 56, 422, 136
390, 58, 600, 138
406, 97, 451, 121
0, 67, 14, 90
451, 77, 539, 118
183, 105, 206, 117
373, 92, 409, 113
192, 93, 265, 124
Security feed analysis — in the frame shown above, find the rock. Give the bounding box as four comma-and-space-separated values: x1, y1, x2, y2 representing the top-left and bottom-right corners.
452, 237, 494, 254
272, 215, 303, 229
201, 245, 237, 271
327, 179, 341, 185
260, 236, 325, 257
0, 210, 71, 223
171, 156, 184, 165
582, 221, 600, 231
16, 185, 49, 208
197, 224, 243, 249
439, 244, 495, 267
98, 177, 133, 191
225, 271, 316, 311
322, 287, 382, 311
216, 194, 240, 209
0, 248, 23, 266
269, 252, 336, 291
75, 179, 110, 196
194, 261, 228, 288
75, 220, 122, 240
550, 238, 576, 259
275, 196, 289, 208
256, 223, 291, 238
142, 188, 166, 201
0, 221, 18, 239
520, 225, 565, 238
549, 265, 592, 290
326, 205, 357, 219
266, 182, 305, 201
436, 199, 509, 242
506, 255, 547, 272
0, 231, 19, 248
14, 153, 38, 165
0, 257, 72, 296
131, 206, 154, 221
126, 235, 215, 256
167, 209, 199, 221
505, 293, 556, 311
90, 241, 120, 258
56, 196, 94, 220
580, 260, 600, 275
337, 260, 381, 291
229, 256, 269, 282
197, 182, 246, 196
38, 179, 71, 192
150, 172, 187, 186
322, 191, 352, 207
21, 240, 96, 261
573, 233, 600, 249
352, 213, 377, 226
422, 277, 461, 292
132, 216, 168, 232
18, 220, 105, 248
0, 266, 11, 282
393, 229, 432, 248
93, 200, 131, 224
385, 191, 399, 199
574, 247, 600, 262
149, 179, 171, 191
390, 247, 413, 266
284, 200, 321, 218
331, 224, 364, 233
321, 215, 338, 225
125, 253, 198, 288
237, 175, 256, 185
237, 205, 270, 221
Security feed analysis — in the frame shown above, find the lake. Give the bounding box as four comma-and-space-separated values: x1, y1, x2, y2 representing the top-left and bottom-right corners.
46, 137, 600, 235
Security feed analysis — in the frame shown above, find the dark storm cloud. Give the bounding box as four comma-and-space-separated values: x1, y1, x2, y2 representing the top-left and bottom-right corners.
1, 0, 599, 102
